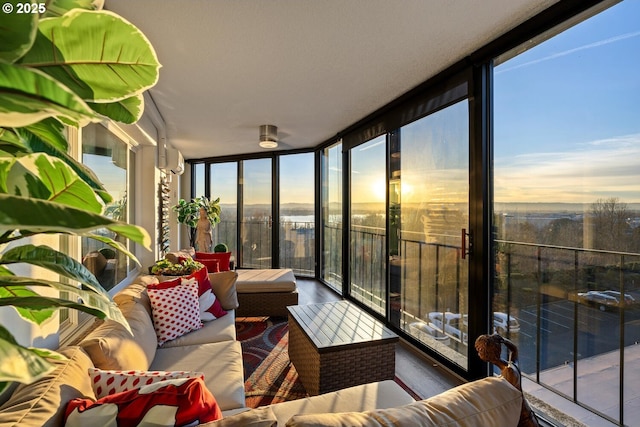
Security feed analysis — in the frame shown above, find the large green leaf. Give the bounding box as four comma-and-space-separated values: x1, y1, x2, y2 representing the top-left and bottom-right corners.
0, 244, 104, 293
0, 63, 97, 127
42, 0, 104, 18
22, 118, 67, 152
0, 194, 151, 249
0, 277, 130, 332
13, 129, 112, 204
20, 9, 161, 102
0, 153, 103, 213
0, 0, 38, 63
88, 94, 144, 124
0, 334, 55, 388
0, 284, 54, 324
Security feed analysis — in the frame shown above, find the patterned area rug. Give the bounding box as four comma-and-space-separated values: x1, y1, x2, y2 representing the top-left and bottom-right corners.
237, 316, 422, 408
237, 317, 308, 408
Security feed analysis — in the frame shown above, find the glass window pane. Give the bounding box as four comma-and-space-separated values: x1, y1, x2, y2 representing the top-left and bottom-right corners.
241, 159, 272, 268
393, 102, 470, 368
81, 123, 130, 290
280, 153, 315, 275
350, 136, 387, 315
494, 2, 640, 422
210, 162, 237, 259
193, 163, 205, 198
322, 143, 343, 292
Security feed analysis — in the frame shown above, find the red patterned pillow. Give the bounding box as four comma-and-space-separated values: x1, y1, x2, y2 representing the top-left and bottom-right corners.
147, 278, 203, 345
88, 368, 203, 399
186, 267, 227, 321
65, 377, 222, 426
195, 251, 232, 271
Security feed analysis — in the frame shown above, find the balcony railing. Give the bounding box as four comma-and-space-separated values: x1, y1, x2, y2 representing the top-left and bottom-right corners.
217, 217, 640, 424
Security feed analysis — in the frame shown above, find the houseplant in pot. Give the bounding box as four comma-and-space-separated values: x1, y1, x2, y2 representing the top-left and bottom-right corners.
0, 0, 160, 391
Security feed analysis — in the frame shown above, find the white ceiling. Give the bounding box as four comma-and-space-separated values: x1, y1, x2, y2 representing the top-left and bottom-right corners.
106, 0, 558, 160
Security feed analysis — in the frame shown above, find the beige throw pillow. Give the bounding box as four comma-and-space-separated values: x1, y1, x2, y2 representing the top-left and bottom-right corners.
208, 271, 239, 310
79, 300, 157, 370
285, 377, 522, 427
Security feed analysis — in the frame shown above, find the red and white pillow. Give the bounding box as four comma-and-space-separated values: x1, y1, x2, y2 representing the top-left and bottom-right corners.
185, 267, 227, 322
147, 278, 203, 346
65, 377, 222, 427
88, 368, 203, 399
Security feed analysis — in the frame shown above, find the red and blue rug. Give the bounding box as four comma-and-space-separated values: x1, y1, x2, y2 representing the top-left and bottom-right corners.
236, 316, 421, 408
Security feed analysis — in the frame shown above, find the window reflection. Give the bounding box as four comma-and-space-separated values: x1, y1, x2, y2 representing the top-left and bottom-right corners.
81, 123, 132, 290
393, 102, 470, 368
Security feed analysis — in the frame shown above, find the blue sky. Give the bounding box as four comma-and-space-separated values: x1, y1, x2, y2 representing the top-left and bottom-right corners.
494, 0, 640, 204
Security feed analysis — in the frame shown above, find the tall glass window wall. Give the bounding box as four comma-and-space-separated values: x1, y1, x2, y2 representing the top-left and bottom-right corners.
493, 1, 640, 423
279, 153, 315, 275
321, 142, 343, 293
349, 136, 387, 315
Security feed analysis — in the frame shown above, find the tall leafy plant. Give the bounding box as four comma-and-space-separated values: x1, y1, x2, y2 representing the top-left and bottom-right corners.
0, 0, 161, 392
173, 196, 221, 248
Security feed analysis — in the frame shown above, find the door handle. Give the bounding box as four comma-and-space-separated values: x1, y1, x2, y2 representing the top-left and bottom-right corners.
461, 228, 471, 259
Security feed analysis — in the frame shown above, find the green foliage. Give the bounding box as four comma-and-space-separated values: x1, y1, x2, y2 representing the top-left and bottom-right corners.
0, 2, 159, 392
172, 196, 222, 229
150, 258, 204, 276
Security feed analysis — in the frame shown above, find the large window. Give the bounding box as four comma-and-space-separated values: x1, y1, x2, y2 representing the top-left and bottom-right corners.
349, 136, 387, 315
210, 162, 238, 258
280, 153, 315, 275
394, 102, 470, 368
241, 159, 272, 268
321, 142, 343, 292
81, 123, 134, 291
493, 1, 640, 423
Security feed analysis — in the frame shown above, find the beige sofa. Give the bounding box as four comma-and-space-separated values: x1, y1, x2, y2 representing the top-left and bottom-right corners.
0, 271, 524, 427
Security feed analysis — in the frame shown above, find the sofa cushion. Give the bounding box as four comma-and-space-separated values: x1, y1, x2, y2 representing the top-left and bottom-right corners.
196, 251, 232, 271
208, 271, 239, 310
188, 267, 228, 321
151, 340, 245, 411
284, 377, 522, 427
0, 346, 95, 427
201, 406, 277, 427
79, 300, 157, 370
269, 380, 414, 425
161, 308, 236, 348
199, 257, 221, 273
236, 269, 297, 293
65, 376, 222, 426
113, 275, 158, 317
88, 368, 204, 399
147, 277, 203, 346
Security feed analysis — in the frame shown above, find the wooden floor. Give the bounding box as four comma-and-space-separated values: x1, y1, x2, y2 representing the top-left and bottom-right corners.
295, 277, 463, 399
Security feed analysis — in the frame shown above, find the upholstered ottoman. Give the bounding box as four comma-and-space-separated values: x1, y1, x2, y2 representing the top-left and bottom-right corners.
235, 269, 298, 317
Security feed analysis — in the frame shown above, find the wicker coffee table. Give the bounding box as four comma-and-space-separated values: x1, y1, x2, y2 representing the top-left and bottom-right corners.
287, 300, 399, 395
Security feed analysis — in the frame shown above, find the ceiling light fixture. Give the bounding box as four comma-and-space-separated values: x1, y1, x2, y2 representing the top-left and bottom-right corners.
259, 124, 278, 149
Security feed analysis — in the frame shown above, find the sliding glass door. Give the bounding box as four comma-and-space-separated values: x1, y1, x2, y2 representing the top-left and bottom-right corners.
240, 159, 272, 268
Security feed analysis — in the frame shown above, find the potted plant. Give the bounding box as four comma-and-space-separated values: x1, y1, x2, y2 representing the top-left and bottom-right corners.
150, 258, 204, 276
0, 1, 160, 392
172, 196, 221, 249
